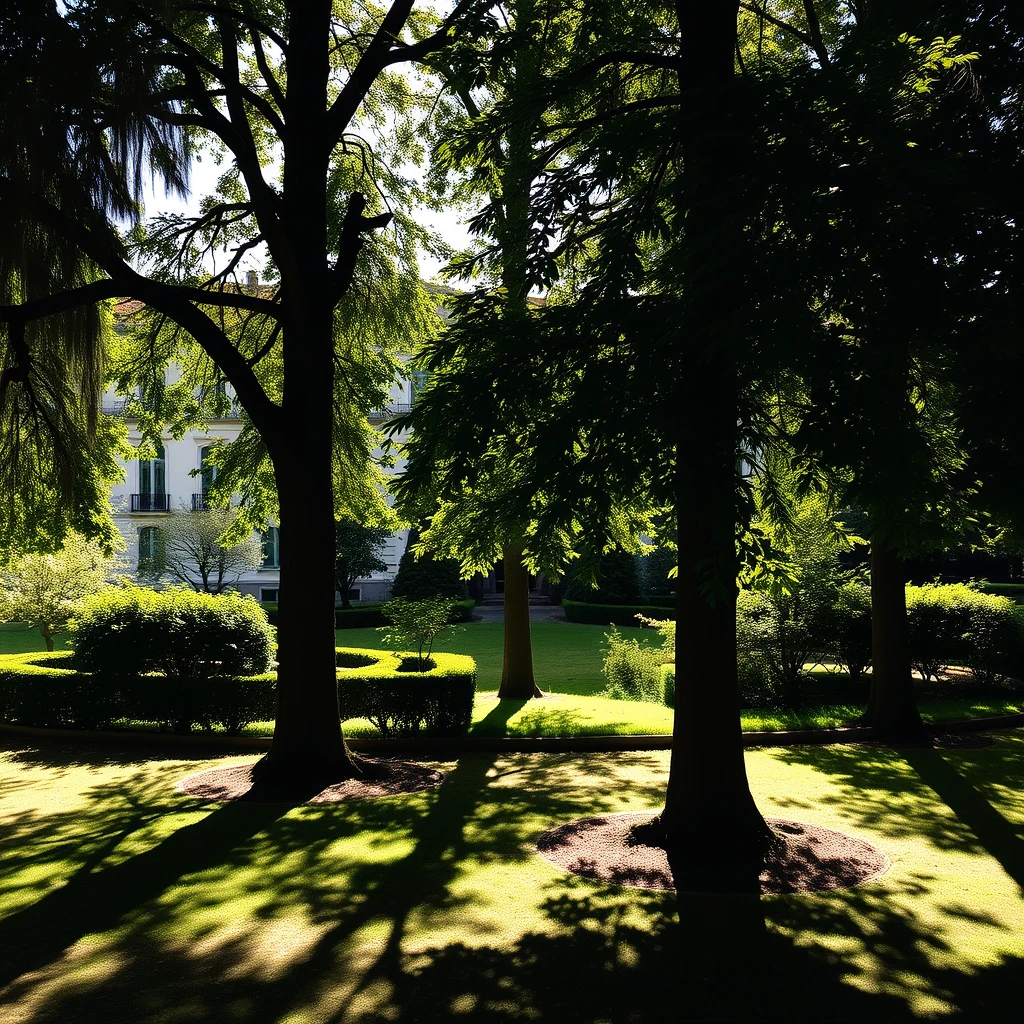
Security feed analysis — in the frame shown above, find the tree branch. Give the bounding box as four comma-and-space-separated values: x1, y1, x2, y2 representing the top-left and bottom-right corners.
2, 183, 282, 440
330, 192, 393, 303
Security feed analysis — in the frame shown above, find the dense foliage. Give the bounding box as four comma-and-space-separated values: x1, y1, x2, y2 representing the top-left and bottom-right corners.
0, 532, 123, 651
70, 584, 274, 679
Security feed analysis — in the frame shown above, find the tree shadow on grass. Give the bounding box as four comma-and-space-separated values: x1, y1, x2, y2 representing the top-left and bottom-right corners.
772, 731, 1024, 889
0, 742, 669, 1022
5, 739, 1022, 1022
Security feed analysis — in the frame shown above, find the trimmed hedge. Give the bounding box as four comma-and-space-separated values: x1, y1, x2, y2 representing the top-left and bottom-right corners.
266, 599, 476, 630
336, 603, 387, 628
336, 646, 476, 738
0, 646, 476, 739
563, 599, 677, 625
906, 583, 1024, 685
0, 650, 275, 733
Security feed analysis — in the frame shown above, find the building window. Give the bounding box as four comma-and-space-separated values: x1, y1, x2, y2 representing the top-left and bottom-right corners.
260, 588, 279, 603
138, 526, 162, 572
411, 370, 430, 396
199, 444, 219, 499
261, 527, 280, 568
135, 443, 167, 511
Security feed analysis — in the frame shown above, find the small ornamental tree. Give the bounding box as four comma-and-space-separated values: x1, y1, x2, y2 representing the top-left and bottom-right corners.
335, 519, 390, 608
158, 508, 263, 594
0, 532, 123, 650
379, 596, 456, 670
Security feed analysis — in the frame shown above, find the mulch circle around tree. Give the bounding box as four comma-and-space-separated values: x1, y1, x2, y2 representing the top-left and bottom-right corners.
176, 757, 444, 804
537, 812, 891, 894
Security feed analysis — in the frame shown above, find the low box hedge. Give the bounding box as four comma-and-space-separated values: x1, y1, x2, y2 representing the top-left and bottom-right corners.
334, 598, 477, 630
563, 599, 677, 626
335, 646, 477, 737
0, 650, 276, 733
0, 646, 477, 740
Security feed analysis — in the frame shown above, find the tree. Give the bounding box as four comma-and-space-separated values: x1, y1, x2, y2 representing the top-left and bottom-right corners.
335, 518, 390, 608
0, 0, 490, 788
399, 0, 662, 699
157, 507, 263, 593
0, 532, 123, 650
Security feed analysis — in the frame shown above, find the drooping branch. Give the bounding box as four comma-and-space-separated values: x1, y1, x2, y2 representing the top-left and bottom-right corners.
3, 182, 281, 439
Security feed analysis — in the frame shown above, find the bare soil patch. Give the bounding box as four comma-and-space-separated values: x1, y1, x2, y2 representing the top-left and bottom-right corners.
537, 811, 890, 894
176, 757, 444, 804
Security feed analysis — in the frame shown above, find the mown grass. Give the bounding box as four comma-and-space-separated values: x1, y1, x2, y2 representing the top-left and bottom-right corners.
1, 732, 1023, 1021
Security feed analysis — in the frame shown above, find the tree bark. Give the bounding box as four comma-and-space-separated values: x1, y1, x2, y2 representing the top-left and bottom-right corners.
659, 354, 771, 890
653, 0, 771, 890
255, 2, 360, 785
498, 544, 543, 698
863, 540, 927, 742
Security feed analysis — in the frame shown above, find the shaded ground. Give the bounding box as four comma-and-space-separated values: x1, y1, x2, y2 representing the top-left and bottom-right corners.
1, 732, 1023, 1022
177, 758, 444, 804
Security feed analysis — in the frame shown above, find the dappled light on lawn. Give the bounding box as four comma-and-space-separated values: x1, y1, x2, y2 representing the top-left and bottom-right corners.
1, 735, 1024, 1020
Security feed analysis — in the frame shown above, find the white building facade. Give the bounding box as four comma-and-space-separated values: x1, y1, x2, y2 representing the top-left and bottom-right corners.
104, 367, 415, 605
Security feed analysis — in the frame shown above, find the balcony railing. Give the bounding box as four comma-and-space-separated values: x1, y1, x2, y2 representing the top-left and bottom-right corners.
368, 402, 412, 424
101, 398, 243, 420
191, 493, 212, 511
130, 493, 171, 512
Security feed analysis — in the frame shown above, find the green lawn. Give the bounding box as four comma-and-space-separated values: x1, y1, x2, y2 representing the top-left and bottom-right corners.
335, 619, 646, 694
2, 732, 1023, 1021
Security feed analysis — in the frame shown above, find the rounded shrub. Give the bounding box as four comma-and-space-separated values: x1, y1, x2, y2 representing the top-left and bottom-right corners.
906, 583, 1019, 685
70, 584, 274, 679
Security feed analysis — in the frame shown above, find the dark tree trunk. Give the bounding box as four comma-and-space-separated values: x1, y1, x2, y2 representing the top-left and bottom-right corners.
256, 3, 360, 785
653, 0, 771, 890
863, 540, 927, 742
498, 544, 542, 698
659, 353, 771, 890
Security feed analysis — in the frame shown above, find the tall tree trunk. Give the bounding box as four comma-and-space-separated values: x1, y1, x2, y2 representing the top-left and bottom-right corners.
257, 2, 359, 784
863, 539, 927, 742
655, 0, 770, 890
498, 544, 542, 698
659, 354, 770, 889
261, 433, 359, 783
481, 2, 546, 701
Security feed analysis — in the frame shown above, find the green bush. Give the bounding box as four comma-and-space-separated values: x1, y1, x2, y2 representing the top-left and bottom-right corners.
736, 590, 816, 708
71, 584, 274, 679
260, 601, 279, 625
390, 547, 467, 601
906, 583, 1019, 685
818, 582, 873, 684
601, 628, 664, 704
0, 650, 275, 733
335, 646, 477, 738
563, 599, 677, 625
661, 664, 675, 708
